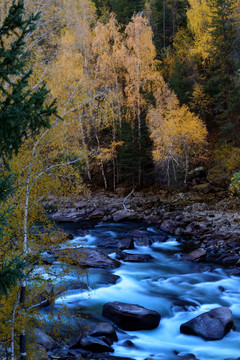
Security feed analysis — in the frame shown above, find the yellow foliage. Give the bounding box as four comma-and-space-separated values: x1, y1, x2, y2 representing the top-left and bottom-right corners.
208, 144, 240, 187
187, 0, 213, 59
147, 75, 208, 180
124, 14, 156, 122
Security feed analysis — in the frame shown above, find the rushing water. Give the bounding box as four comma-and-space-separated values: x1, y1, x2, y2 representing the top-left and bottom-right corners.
53, 222, 240, 360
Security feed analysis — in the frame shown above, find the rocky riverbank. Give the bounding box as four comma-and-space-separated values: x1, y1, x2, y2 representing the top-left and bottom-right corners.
46, 189, 240, 269
32, 201, 240, 360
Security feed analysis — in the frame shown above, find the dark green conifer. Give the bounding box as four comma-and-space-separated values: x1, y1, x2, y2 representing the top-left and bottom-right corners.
0, 0, 58, 295
205, 0, 240, 141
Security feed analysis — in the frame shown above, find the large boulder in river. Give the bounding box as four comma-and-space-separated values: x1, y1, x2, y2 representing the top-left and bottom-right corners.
128, 230, 152, 246
90, 322, 118, 343
116, 250, 153, 263
102, 301, 161, 330
54, 247, 121, 269
180, 307, 234, 340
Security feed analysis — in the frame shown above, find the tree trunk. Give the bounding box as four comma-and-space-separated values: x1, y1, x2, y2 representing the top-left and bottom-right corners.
163, 0, 166, 49
19, 280, 26, 360
184, 146, 189, 184
19, 150, 33, 360
95, 133, 108, 190
11, 292, 20, 360
136, 25, 141, 187
112, 157, 116, 192
79, 114, 91, 181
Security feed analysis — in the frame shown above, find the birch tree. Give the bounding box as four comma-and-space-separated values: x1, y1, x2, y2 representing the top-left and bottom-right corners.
147, 75, 208, 185
124, 14, 156, 185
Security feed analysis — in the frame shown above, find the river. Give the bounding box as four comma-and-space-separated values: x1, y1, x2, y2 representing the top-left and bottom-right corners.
51, 221, 240, 360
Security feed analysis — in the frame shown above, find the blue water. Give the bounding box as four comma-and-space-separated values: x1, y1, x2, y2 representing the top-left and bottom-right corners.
53, 222, 240, 360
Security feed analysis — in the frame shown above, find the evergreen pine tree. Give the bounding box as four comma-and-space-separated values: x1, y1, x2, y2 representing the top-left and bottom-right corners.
93, 0, 145, 24
205, 0, 240, 141
145, 0, 188, 57
169, 59, 189, 104
0, 0, 58, 295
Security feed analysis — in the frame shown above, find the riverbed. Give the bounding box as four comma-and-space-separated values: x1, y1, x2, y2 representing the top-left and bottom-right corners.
52, 221, 240, 360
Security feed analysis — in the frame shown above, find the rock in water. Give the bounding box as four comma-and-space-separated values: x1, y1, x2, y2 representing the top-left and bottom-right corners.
102, 301, 161, 330
71, 335, 114, 352
181, 248, 206, 262
54, 247, 121, 269
180, 307, 234, 340
90, 322, 118, 343
34, 328, 58, 351
116, 250, 153, 263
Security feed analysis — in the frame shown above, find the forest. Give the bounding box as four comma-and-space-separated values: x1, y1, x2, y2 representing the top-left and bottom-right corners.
0, 0, 240, 359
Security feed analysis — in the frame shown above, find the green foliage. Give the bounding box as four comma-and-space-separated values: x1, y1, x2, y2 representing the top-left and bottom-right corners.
93, 0, 145, 24
229, 171, 240, 196
169, 59, 189, 104
145, 0, 188, 56
0, 0, 58, 296
0, 172, 14, 201
204, 0, 240, 140
0, 257, 25, 296
0, 0, 58, 161
208, 144, 240, 187
118, 119, 154, 187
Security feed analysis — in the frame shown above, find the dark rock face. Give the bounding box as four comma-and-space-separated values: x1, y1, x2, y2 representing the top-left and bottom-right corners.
151, 235, 168, 243
112, 210, 137, 222
54, 247, 121, 269
117, 238, 134, 250
34, 328, 57, 351
121, 340, 136, 348
128, 230, 152, 246
181, 248, 206, 262
180, 307, 234, 340
160, 220, 177, 234
97, 238, 134, 250
222, 255, 240, 266
102, 301, 161, 330
192, 183, 212, 194
179, 354, 199, 360
90, 322, 118, 343
90, 357, 135, 360
116, 250, 153, 263
71, 335, 114, 352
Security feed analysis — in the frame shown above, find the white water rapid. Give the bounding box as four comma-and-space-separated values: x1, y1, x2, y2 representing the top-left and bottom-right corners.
54, 222, 240, 360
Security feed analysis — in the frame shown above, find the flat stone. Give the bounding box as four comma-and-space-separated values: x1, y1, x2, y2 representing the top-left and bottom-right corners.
55, 247, 121, 269
90, 322, 118, 342
34, 329, 58, 351
112, 210, 136, 222
71, 335, 114, 352
222, 255, 240, 266
116, 250, 153, 263
97, 238, 134, 250
180, 307, 234, 340
192, 183, 212, 194
102, 301, 161, 330
181, 248, 206, 262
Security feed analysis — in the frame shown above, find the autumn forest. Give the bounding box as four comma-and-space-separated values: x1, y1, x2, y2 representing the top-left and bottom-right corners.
0, 0, 240, 358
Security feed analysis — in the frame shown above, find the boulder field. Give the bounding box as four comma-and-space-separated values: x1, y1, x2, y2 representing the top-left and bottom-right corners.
47, 190, 240, 268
